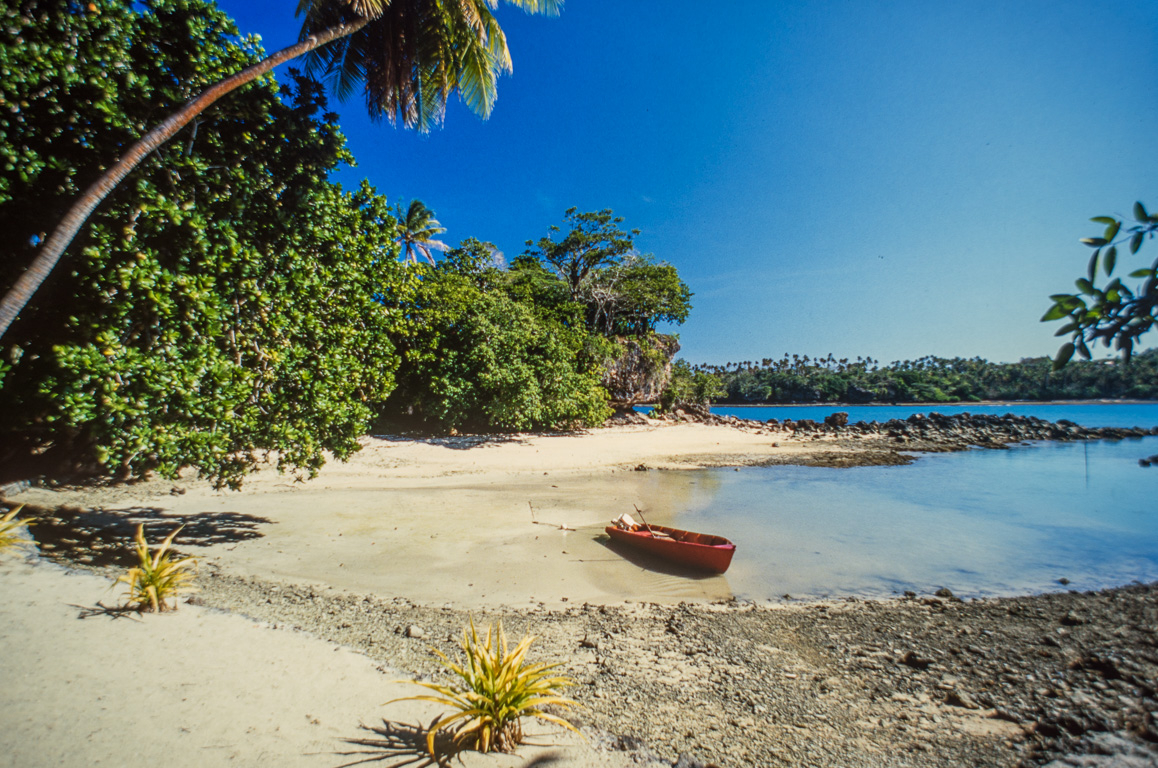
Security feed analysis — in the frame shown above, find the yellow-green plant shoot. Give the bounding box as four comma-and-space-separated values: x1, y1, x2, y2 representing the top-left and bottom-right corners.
115, 524, 197, 612
392, 620, 581, 757
0, 504, 35, 553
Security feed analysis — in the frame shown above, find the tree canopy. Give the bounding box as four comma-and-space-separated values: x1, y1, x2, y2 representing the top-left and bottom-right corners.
375, 239, 611, 432
522, 208, 692, 337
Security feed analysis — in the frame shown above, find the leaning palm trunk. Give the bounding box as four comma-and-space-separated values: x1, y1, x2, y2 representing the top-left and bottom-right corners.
0, 18, 368, 341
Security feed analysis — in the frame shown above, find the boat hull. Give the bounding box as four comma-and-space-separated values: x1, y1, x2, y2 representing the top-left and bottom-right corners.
605, 524, 736, 574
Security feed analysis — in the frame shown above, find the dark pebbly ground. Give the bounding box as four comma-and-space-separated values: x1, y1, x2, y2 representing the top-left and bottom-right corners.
187, 569, 1158, 768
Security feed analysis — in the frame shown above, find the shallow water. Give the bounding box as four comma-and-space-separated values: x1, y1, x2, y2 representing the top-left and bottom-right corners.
634, 436, 1158, 601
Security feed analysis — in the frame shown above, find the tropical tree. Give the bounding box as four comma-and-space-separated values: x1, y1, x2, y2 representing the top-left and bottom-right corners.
0, 0, 561, 340
396, 199, 449, 264
0, 1, 405, 487
524, 208, 638, 301
1043, 201, 1158, 368
521, 209, 691, 337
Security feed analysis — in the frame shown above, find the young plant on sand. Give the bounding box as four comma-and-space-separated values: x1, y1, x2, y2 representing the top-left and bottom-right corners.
0, 504, 35, 553
115, 525, 197, 612
392, 620, 581, 757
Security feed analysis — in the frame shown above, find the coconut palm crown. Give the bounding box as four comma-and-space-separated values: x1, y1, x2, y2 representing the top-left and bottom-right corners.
396, 200, 450, 264
298, 0, 563, 132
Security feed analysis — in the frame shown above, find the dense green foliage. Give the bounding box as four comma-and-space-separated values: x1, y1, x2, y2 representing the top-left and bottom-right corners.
377, 240, 611, 431
1043, 201, 1158, 368
0, 0, 402, 487
656, 359, 725, 412
698, 350, 1158, 404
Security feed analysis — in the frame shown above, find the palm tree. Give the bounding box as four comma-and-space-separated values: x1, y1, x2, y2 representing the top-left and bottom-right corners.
0, 0, 561, 340
396, 200, 449, 264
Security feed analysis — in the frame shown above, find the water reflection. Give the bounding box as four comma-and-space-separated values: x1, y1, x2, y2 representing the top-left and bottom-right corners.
658, 437, 1158, 601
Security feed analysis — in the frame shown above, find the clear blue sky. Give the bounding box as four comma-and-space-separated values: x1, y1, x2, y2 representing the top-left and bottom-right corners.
216, 0, 1157, 366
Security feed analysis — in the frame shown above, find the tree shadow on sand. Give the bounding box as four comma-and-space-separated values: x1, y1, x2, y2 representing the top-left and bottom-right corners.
334, 720, 568, 768
15, 501, 273, 567
368, 433, 530, 450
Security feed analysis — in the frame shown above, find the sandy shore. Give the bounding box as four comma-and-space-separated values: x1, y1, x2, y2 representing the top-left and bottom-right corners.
0, 556, 628, 768
3, 420, 1157, 767
8, 422, 826, 607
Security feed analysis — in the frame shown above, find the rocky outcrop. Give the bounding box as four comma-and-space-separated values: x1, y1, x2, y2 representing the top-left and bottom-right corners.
646, 408, 1158, 454
785, 411, 1158, 448
601, 334, 680, 406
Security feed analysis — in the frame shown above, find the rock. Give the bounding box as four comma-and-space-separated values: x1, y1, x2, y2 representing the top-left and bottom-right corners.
611, 734, 646, 752
944, 689, 980, 709
824, 412, 849, 428
405, 625, 424, 639
1061, 611, 1085, 626
1058, 578, 1071, 585
601, 335, 680, 406
934, 588, 955, 598
899, 650, 934, 670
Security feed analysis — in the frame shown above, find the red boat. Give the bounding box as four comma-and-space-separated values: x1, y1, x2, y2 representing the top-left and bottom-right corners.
605, 521, 736, 574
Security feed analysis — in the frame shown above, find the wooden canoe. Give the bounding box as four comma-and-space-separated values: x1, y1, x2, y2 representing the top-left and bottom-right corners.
604, 523, 736, 574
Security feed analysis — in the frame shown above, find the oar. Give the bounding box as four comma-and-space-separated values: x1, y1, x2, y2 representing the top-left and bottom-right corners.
632, 504, 655, 534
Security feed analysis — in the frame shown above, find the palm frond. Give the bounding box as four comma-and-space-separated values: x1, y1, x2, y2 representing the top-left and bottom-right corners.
298, 0, 558, 131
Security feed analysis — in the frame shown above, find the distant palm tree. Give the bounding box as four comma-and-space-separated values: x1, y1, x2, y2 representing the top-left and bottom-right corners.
0, 0, 562, 340
396, 200, 449, 265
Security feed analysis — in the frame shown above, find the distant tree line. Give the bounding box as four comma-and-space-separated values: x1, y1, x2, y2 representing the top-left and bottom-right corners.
692, 351, 1158, 405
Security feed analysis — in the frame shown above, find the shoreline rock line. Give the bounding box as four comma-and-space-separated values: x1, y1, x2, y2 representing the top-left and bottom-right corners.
614, 409, 1158, 468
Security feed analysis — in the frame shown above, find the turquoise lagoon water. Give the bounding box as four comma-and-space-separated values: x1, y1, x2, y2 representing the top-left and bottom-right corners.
659, 402, 1158, 429
621, 405, 1158, 601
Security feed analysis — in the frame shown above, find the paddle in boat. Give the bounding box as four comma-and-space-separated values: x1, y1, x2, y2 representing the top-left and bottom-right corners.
605, 513, 736, 574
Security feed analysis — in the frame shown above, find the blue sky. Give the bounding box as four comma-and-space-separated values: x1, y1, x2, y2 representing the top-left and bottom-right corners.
216, 0, 1157, 366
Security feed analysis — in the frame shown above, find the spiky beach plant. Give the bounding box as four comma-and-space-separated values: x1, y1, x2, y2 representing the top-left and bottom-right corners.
394, 620, 581, 757
115, 525, 197, 612
0, 504, 35, 553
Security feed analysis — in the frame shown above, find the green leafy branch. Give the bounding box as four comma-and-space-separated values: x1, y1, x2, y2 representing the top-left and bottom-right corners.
1043, 201, 1158, 368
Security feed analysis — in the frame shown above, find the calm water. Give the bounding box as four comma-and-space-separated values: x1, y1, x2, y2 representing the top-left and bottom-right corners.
618, 405, 1158, 601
